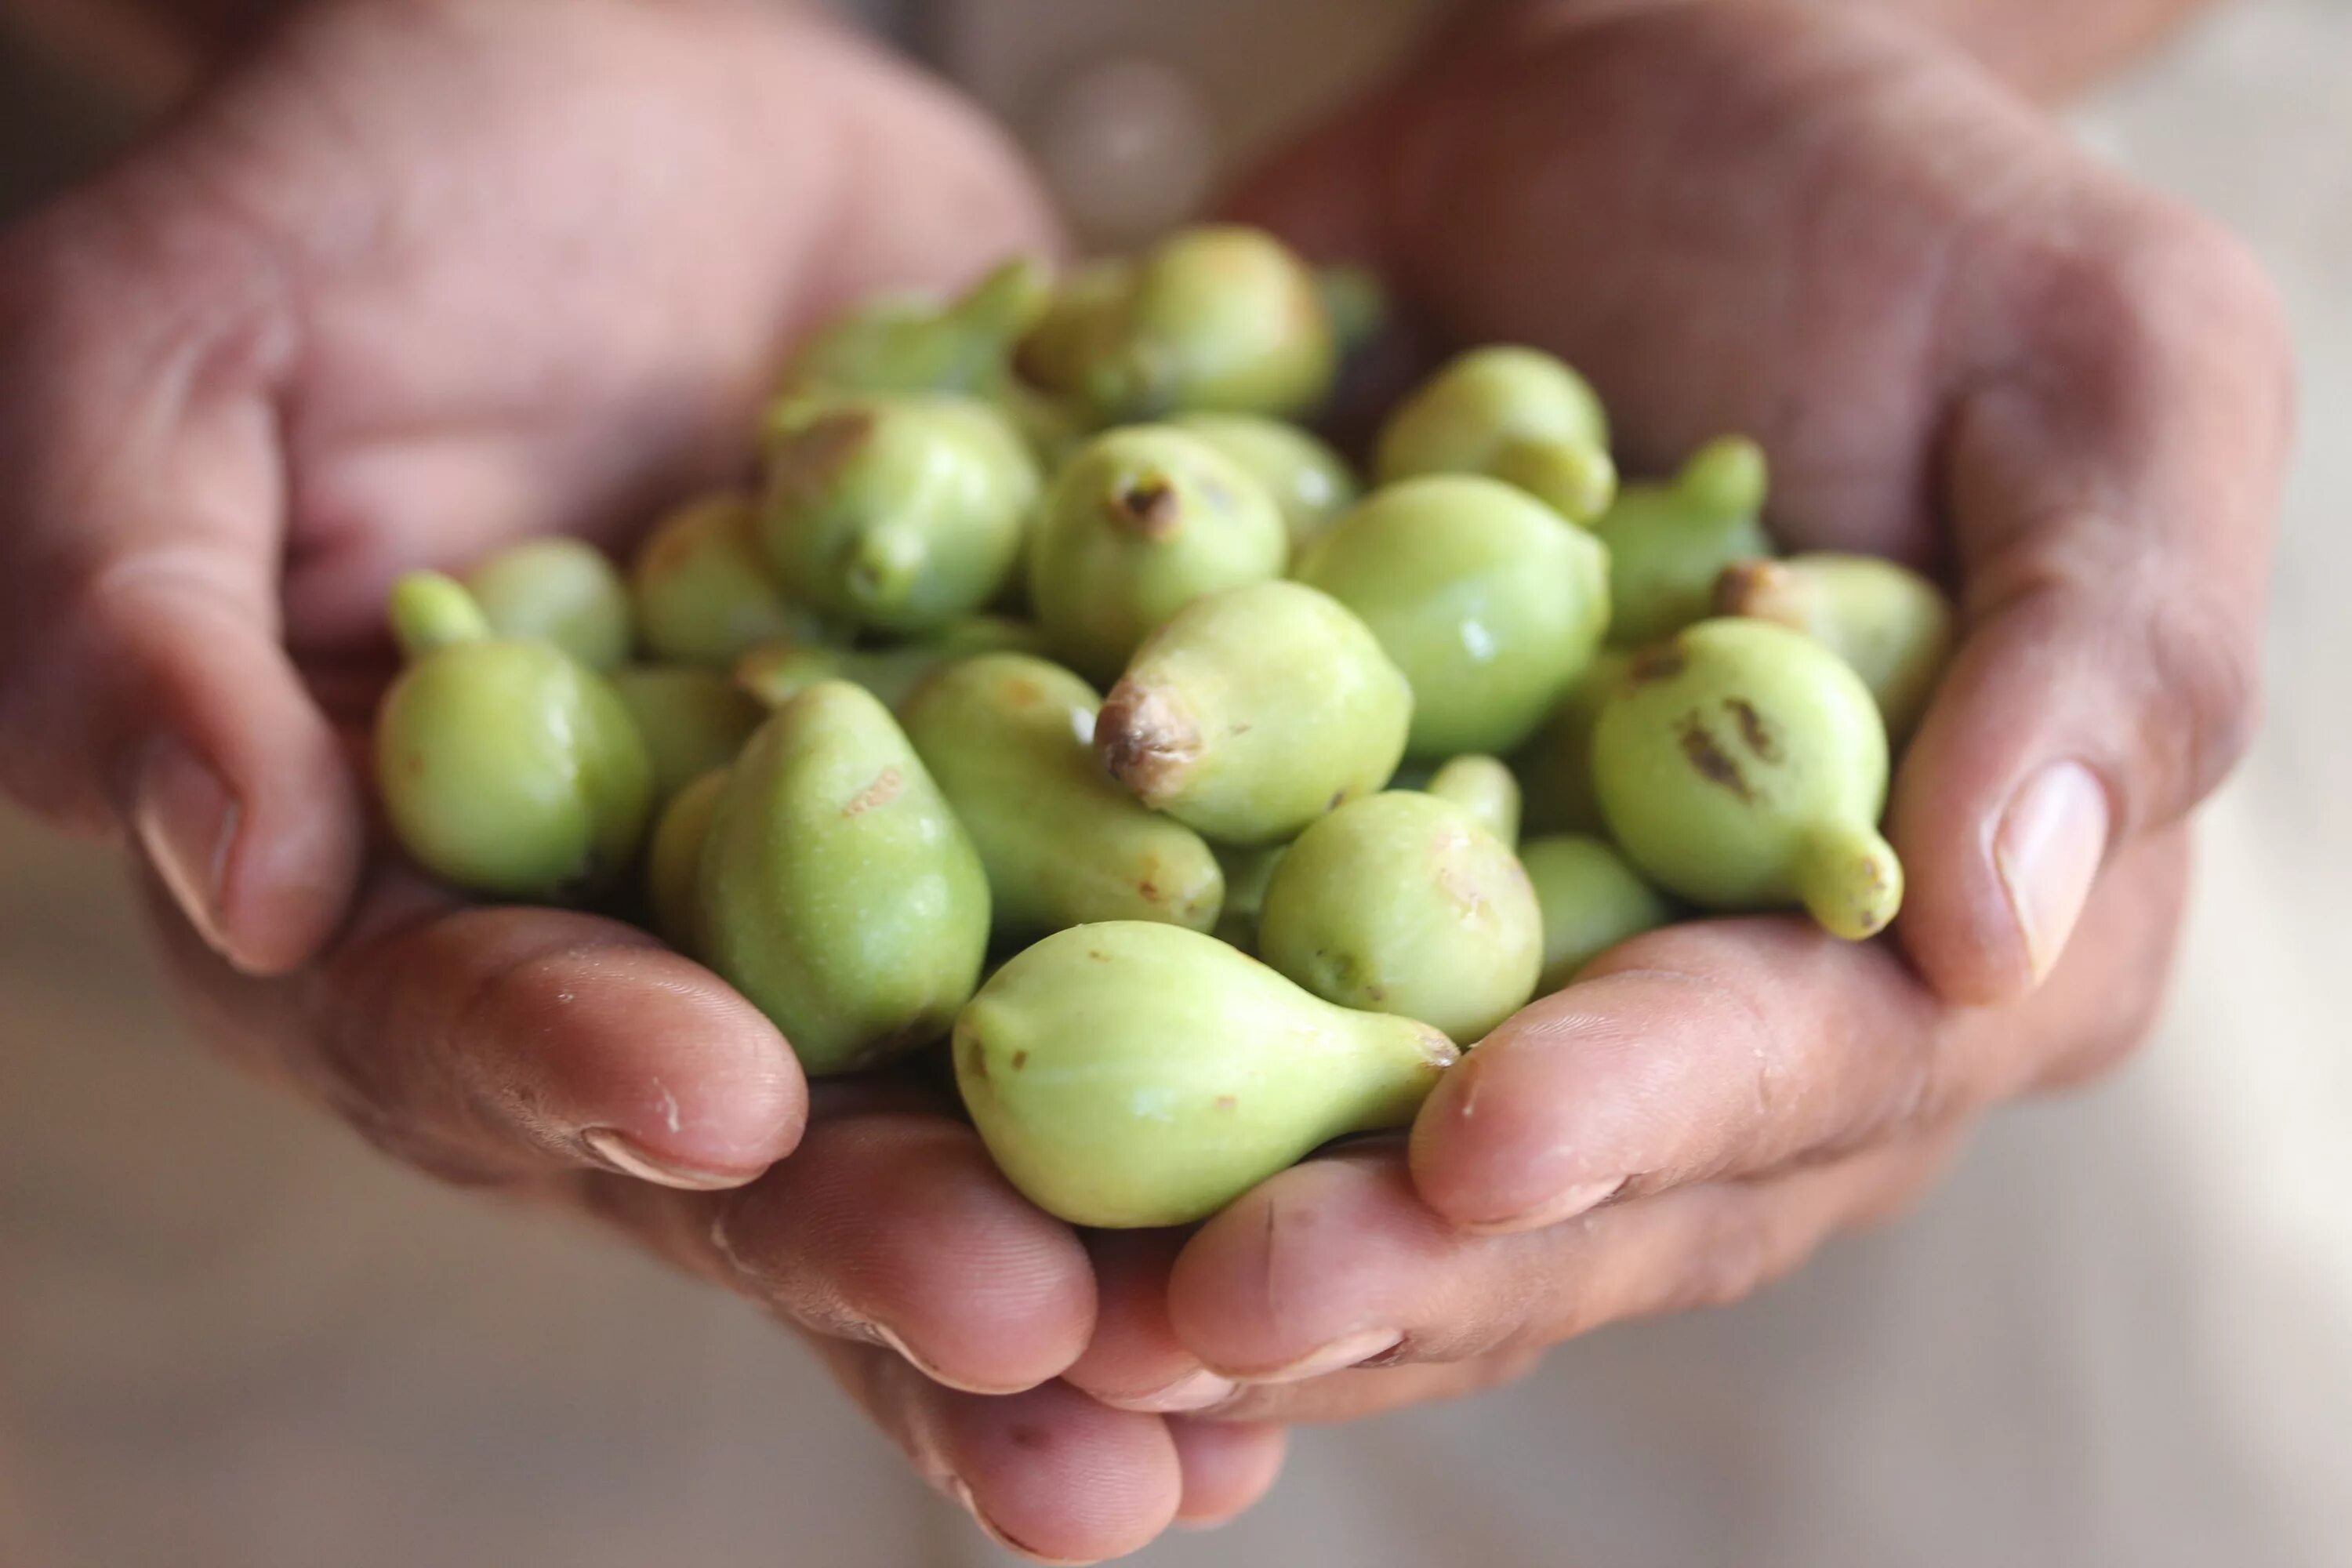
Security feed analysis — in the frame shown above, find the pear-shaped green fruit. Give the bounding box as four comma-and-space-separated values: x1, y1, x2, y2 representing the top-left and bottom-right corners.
787, 256, 1054, 397
760, 394, 1041, 635
461, 539, 633, 670
1520, 834, 1674, 992
1210, 840, 1288, 953
1716, 552, 1955, 743
1296, 474, 1610, 758
646, 765, 728, 953
1028, 425, 1289, 681
1170, 412, 1359, 554
1598, 436, 1776, 647
1513, 648, 1632, 836
1018, 225, 1338, 424
700, 681, 990, 1074
1423, 754, 1522, 846
1375, 347, 1616, 524
630, 493, 825, 667
901, 653, 1224, 935
1258, 791, 1542, 1041
1593, 618, 1900, 939
376, 573, 652, 899
608, 665, 763, 800
954, 921, 1458, 1228
734, 616, 1045, 713
1097, 581, 1411, 846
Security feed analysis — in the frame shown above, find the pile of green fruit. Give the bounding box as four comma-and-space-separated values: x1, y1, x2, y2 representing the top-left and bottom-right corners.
372, 224, 1956, 1231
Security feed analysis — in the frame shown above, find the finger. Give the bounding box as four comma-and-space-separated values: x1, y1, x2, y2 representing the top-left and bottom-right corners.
0, 178, 362, 974
815, 1340, 1181, 1566
1410, 830, 2184, 1234
1164, 1417, 1288, 1530
1170, 1134, 1959, 1384
1065, 1231, 1236, 1414
1893, 209, 2290, 1001
584, 1108, 1096, 1398
143, 862, 806, 1189
1197, 1347, 1545, 1428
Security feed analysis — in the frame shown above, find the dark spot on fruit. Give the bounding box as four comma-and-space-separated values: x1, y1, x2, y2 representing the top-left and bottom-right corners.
1328, 789, 1347, 811
1011, 1050, 1029, 1070
964, 1040, 988, 1080
1366, 984, 1388, 1002
1628, 646, 1687, 685
1087, 949, 1110, 962
843, 766, 904, 817
1675, 717, 1754, 801
1111, 479, 1182, 539
1139, 879, 1162, 902
1214, 1094, 1237, 1111
1726, 698, 1780, 761
1002, 677, 1043, 708
772, 408, 877, 501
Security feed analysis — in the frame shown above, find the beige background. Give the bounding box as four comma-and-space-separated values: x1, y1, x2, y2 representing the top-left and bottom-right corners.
3, 2, 2350, 1565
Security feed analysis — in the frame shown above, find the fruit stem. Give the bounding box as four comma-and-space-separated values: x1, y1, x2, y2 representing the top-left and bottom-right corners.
388, 571, 491, 660
1794, 818, 1905, 942
1494, 437, 1619, 526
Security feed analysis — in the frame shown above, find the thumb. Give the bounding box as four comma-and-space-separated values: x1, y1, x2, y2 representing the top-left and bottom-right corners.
0, 173, 363, 975
1892, 216, 2294, 1004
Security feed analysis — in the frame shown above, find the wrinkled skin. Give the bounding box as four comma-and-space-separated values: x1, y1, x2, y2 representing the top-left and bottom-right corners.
0, 0, 2291, 1561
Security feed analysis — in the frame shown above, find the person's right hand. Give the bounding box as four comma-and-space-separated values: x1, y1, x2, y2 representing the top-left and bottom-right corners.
0, 1, 1284, 1555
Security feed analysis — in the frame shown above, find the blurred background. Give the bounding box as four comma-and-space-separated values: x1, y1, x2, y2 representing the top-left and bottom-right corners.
2, 2, 2347, 1565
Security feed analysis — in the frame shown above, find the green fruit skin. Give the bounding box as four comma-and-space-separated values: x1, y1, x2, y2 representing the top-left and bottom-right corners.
631, 493, 825, 667
1297, 474, 1611, 759
608, 665, 764, 800
462, 539, 634, 670
646, 766, 728, 953
1513, 648, 1633, 836
1592, 618, 1901, 940
760, 394, 1042, 636
1423, 754, 1522, 847
901, 653, 1225, 937
1374, 346, 1611, 487
954, 922, 1458, 1228
1210, 840, 1288, 953
786, 256, 1053, 398
377, 637, 653, 899
1029, 425, 1290, 681
1520, 834, 1675, 992
1096, 580, 1413, 846
700, 682, 991, 1075
1022, 226, 1338, 425
1598, 438, 1776, 648
1717, 553, 1955, 743
1258, 791, 1543, 1043
734, 616, 1047, 713
1170, 412, 1360, 554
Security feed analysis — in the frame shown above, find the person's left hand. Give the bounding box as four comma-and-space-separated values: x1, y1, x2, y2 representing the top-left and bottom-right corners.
1058, 0, 2288, 1439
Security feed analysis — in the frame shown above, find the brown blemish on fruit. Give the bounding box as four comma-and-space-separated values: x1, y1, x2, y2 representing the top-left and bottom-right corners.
964, 1040, 989, 1080
1109, 479, 1182, 539
1628, 646, 1687, 685
1214, 1094, 1237, 1111
1097, 681, 1200, 807
1011, 1051, 1029, 1071
1714, 557, 1786, 616
771, 408, 877, 503
844, 766, 904, 817
1000, 676, 1044, 709
1087, 948, 1110, 962
1726, 699, 1780, 762
1676, 717, 1754, 801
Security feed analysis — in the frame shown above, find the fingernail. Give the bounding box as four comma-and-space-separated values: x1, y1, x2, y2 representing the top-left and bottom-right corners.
1995, 762, 2110, 986
1111, 1367, 1238, 1413
945, 1476, 1087, 1566
580, 1128, 753, 1192
130, 738, 237, 956
1235, 1327, 1402, 1385
866, 1321, 1036, 1398
1458, 1176, 1627, 1236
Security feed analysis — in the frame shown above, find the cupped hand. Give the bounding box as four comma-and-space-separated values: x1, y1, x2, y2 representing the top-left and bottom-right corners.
1061, 0, 2288, 1442
0, 0, 1282, 1557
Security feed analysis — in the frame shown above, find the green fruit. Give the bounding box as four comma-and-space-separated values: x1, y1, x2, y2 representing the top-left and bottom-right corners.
462, 539, 633, 670
1422, 754, 1522, 846
1716, 552, 1955, 743
953, 921, 1458, 1227
1170, 412, 1359, 554
630, 493, 824, 667
733, 616, 1045, 713
376, 573, 652, 899
901, 653, 1224, 936
1598, 436, 1775, 648
608, 665, 763, 800
787, 256, 1054, 397
760, 394, 1041, 635
646, 765, 728, 953
1520, 834, 1674, 991
1018, 225, 1338, 424
1028, 425, 1289, 681
1258, 791, 1541, 1041
1296, 474, 1611, 758
1210, 840, 1288, 953
1096, 581, 1411, 846
1375, 347, 1616, 524
700, 682, 991, 1074
1593, 618, 1900, 939
1513, 648, 1632, 836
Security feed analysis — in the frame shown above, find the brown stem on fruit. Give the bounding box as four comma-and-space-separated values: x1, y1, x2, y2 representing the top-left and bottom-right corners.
1095, 679, 1200, 808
